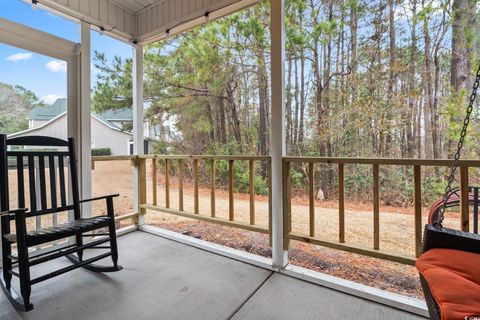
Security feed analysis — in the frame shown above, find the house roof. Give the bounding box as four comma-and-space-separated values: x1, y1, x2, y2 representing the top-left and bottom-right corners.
27, 98, 67, 120
28, 98, 133, 128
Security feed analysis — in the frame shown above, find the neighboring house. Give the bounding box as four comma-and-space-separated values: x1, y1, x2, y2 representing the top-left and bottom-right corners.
8, 98, 171, 155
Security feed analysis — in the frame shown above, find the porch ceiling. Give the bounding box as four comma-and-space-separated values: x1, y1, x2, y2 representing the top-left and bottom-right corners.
26, 0, 259, 44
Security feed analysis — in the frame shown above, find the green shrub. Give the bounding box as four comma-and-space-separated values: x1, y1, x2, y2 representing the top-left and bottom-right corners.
91, 148, 111, 156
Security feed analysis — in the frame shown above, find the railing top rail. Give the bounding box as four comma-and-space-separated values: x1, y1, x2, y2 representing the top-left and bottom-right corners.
137, 154, 271, 161
92, 155, 137, 161
91, 155, 480, 167
284, 156, 480, 167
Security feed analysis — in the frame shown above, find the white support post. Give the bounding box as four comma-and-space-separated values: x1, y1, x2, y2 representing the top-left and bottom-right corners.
80, 21, 92, 216
133, 44, 145, 226
270, 0, 288, 269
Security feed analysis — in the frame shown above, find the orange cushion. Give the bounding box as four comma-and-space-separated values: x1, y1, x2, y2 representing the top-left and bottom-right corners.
416, 249, 480, 319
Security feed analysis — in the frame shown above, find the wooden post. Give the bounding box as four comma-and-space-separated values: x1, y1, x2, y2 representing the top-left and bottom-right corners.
249, 160, 255, 225
283, 160, 291, 250
194, 159, 199, 214
138, 158, 147, 218
460, 166, 469, 232
211, 159, 216, 218
178, 159, 184, 211
229, 159, 234, 221
338, 163, 345, 243
373, 164, 380, 250
152, 158, 157, 206
414, 165, 422, 257
308, 162, 315, 237
165, 159, 170, 208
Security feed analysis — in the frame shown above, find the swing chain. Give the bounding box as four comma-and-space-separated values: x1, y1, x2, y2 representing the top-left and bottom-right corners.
437, 64, 480, 226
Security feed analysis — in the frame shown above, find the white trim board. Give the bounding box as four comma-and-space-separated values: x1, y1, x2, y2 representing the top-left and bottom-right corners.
139, 224, 428, 318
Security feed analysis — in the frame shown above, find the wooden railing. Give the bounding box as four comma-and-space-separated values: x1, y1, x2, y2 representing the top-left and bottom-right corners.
136, 155, 272, 236
91, 155, 480, 266
283, 157, 480, 265
91, 155, 139, 226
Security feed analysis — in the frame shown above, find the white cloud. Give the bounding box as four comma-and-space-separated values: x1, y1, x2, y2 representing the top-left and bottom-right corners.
42, 94, 65, 105
46, 60, 67, 73
6, 52, 33, 62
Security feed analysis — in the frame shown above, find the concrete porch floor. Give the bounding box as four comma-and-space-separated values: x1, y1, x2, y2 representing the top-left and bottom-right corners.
0, 231, 425, 320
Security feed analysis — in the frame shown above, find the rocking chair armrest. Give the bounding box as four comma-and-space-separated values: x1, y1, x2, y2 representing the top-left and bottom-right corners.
78, 194, 120, 204
0, 208, 28, 217
423, 224, 480, 254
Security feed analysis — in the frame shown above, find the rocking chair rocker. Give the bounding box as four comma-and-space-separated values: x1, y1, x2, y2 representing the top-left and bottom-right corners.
0, 135, 122, 311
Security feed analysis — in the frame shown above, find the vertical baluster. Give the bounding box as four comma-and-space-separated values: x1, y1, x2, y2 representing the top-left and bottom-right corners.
460, 166, 469, 232
338, 163, 345, 243
283, 160, 292, 250
414, 165, 422, 257
229, 159, 234, 221
373, 164, 380, 250
194, 159, 199, 214
165, 159, 170, 208
211, 159, 216, 218
308, 162, 315, 237
152, 158, 157, 206
178, 159, 184, 211
249, 160, 255, 225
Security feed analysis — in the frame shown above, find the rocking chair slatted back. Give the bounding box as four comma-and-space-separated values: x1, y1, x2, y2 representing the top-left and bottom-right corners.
0, 135, 122, 312
0, 135, 80, 222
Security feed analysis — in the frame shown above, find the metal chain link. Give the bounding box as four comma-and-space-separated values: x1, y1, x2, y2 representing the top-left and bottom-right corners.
436, 64, 480, 226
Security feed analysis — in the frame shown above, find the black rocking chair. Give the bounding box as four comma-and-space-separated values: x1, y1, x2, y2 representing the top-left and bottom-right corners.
0, 135, 122, 311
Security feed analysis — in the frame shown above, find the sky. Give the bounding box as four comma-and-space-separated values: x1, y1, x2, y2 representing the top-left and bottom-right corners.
0, 0, 132, 104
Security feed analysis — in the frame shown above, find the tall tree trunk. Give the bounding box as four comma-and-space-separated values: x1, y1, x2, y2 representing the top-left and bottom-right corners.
422, 0, 433, 159
407, 0, 418, 158
286, 54, 292, 149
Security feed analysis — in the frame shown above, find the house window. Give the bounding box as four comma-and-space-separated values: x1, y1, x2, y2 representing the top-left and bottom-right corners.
128, 140, 133, 155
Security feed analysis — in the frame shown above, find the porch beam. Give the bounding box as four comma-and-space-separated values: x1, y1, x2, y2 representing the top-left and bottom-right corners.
133, 44, 145, 226
270, 0, 288, 269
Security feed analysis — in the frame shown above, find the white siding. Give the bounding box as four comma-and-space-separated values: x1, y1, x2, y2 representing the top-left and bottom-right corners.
91, 117, 132, 155
11, 114, 133, 155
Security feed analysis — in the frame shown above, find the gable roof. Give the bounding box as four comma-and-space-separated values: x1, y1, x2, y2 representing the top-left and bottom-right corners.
28, 98, 134, 128
27, 98, 67, 120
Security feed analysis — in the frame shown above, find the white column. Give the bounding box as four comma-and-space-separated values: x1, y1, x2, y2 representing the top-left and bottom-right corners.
270, 0, 288, 269
80, 21, 92, 214
133, 44, 145, 226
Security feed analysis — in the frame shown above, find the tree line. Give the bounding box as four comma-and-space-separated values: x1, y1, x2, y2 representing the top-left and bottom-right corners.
93, 0, 480, 204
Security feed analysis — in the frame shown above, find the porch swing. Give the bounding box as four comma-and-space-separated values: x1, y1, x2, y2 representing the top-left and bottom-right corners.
416, 64, 480, 319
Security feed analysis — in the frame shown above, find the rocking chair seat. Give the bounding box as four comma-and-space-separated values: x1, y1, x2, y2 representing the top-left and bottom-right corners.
4, 216, 111, 247
416, 248, 480, 319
